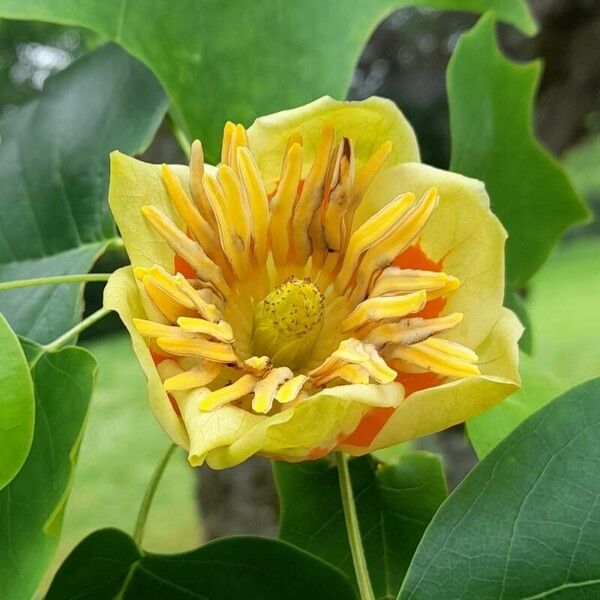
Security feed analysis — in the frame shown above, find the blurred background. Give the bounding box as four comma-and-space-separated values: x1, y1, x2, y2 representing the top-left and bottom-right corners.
1, 0, 598, 567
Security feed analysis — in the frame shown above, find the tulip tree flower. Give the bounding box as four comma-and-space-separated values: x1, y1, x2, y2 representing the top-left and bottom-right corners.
105, 96, 521, 469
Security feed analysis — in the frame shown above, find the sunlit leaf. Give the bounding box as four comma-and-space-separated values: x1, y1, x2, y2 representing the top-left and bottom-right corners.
447, 15, 588, 286
0, 43, 167, 343
0, 1, 535, 161
400, 378, 600, 599
275, 452, 447, 599
0, 314, 34, 490
0, 341, 96, 600
46, 528, 356, 600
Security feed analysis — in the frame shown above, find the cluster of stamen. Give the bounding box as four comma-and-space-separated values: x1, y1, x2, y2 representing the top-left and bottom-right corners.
133, 121, 480, 416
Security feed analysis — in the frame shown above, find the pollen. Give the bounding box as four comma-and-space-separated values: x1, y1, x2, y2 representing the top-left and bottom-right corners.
133, 121, 480, 416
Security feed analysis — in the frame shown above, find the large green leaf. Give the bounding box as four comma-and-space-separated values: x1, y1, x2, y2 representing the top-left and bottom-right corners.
447, 15, 588, 286
46, 528, 357, 599
0, 1, 535, 161
0, 43, 167, 344
400, 378, 600, 599
467, 352, 566, 458
0, 341, 96, 600
275, 452, 447, 599
0, 314, 34, 490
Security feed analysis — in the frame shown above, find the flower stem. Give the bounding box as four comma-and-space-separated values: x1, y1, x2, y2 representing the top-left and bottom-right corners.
134, 443, 177, 546
335, 452, 376, 600
42, 306, 112, 353
0, 273, 111, 292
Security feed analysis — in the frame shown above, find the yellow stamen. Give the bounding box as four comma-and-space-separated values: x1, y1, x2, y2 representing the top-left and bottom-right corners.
237, 147, 270, 264
269, 143, 303, 269
336, 193, 416, 294
364, 313, 464, 346
275, 374, 309, 404
252, 367, 293, 413
133, 318, 188, 338
141, 275, 196, 323
164, 362, 221, 391
291, 124, 334, 265
198, 374, 257, 411
384, 337, 479, 378
322, 138, 354, 252
370, 268, 454, 297
243, 355, 272, 376
341, 290, 427, 333
189, 140, 216, 229
221, 121, 235, 165
141, 205, 228, 293
350, 188, 439, 301
172, 275, 222, 322
217, 164, 252, 248
202, 174, 250, 281
177, 316, 234, 343
157, 336, 237, 363
161, 164, 220, 260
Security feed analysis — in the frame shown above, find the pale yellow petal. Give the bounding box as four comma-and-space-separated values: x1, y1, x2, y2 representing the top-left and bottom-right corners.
247, 96, 419, 187
104, 267, 189, 448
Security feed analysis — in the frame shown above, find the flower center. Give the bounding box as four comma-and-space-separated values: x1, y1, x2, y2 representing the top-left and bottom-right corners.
252, 277, 324, 370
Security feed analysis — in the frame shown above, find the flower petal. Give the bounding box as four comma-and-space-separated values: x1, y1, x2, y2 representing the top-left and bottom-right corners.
104, 266, 189, 447
356, 163, 507, 349
109, 151, 191, 272
179, 381, 404, 469
246, 96, 420, 187
340, 307, 522, 454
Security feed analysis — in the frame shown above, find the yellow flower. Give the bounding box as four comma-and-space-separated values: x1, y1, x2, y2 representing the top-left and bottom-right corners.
104, 96, 521, 469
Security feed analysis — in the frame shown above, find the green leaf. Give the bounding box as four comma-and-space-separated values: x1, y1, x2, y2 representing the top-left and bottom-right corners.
400, 378, 600, 599
275, 452, 447, 599
0, 1, 535, 161
0, 43, 167, 344
466, 352, 566, 458
0, 342, 96, 600
0, 314, 34, 490
47, 528, 357, 600
447, 15, 589, 286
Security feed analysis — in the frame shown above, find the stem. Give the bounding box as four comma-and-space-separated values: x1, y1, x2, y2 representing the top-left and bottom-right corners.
166, 111, 191, 159
42, 306, 112, 352
134, 443, 177, 546
0, 273, 111, 292
335, 452, 375, 600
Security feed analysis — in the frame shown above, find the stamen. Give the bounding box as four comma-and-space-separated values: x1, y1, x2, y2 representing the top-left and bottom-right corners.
202, 173, 250, 281
322, 138, 354, 252
217, 164, 252, 248
275, 374, 309, 404
189, 140, 216, 229
221, 121, 235, 165
157, 336, 237, 363
383, 337, 479, 378
350, 188, 439, 301
163, 361, 221, 391
198, 374, 257, 411
177, 316, 234, 343
290, 125, 335, 265
370, 268, 456, 297
341, 290, 427, 333
140, 274, 196, 323
364, 313, 464, 346
252, 367, 293, 413
141, 205, 228, 293
269, 143, 303, 269
172, 275, 222, 322
237, 147, 269, 264
335, 193, 416, 294
161, 164, 220, 261
133, 318, 189, 338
